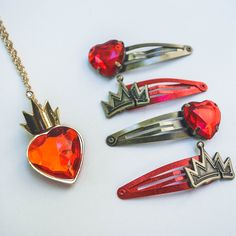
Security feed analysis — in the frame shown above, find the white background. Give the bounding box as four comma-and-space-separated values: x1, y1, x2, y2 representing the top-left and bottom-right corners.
0, 1, 236, 235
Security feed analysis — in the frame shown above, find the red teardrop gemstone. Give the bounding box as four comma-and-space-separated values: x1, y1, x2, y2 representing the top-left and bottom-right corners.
27, 126, 83, 182
88, 40, 125, 77
182, 100, 221, 139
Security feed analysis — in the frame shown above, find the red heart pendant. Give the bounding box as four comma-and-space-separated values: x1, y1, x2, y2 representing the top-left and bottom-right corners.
182, 100, 221, 139
88, 40, 125, 77
27, 126, 83, 183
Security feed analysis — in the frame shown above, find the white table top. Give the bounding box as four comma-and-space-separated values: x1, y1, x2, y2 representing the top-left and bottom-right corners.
0, 0, 235, 235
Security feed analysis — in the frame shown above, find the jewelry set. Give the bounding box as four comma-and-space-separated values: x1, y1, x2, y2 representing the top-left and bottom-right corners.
0, 20, 234, 199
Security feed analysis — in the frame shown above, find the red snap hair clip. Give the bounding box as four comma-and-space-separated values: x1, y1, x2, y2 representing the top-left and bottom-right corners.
106, 100, 221, 146
117, 141, 235, 199
88, 40, 192, 77
102, 76, 207, 118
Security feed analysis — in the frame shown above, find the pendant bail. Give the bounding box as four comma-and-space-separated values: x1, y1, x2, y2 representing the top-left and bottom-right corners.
116, 73, 124, 83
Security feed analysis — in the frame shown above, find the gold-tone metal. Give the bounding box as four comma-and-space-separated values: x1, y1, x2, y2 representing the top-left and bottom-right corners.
101, 80, 150, 118
185, 142, 235, 188
0, 19, 84, 184
0, 20, 38, 104
121, 43, 192, 73
22, 100, 60, 135
106, 111, 189, 146
0, 20, 61, 134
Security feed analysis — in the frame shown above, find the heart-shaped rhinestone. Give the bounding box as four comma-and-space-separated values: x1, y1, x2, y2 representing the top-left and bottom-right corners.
27, 126, 83, 183
88, 40, 125, 77
182, 100, 221, 139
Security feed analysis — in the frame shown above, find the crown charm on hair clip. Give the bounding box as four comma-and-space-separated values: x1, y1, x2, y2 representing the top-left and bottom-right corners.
106, 100, 221, 146
102, 75, 207, 118
88, 40, 192, 77
117, 141, 235, 199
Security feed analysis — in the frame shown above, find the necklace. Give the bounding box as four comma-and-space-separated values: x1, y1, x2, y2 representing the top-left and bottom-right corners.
0, 20, 84, 184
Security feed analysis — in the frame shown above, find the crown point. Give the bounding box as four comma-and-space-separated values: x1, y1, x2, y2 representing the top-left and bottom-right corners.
21, 100, 60, 135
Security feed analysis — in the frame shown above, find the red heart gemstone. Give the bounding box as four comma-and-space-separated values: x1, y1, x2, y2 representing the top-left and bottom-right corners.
88, 40, 125, 77
182, 100, 221, 139
27, 126, 83, 183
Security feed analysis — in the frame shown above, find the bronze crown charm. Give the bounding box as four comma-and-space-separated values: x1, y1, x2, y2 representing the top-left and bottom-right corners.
185, 142, 235, 188
101, 81, 150, 118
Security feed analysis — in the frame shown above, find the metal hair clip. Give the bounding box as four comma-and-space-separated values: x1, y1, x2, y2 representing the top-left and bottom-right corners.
117, 141, 235, 199
88, 40, 192, 77
102, 75, 207, 118
106, 100, 221, 146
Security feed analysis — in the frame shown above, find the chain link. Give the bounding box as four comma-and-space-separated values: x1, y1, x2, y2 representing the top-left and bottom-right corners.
0, 20, 39, 104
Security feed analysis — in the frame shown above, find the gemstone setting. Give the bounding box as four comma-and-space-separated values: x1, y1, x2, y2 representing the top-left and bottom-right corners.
182, 100, 221, 139
88, 40, 125, 77
27, 126, 83, 183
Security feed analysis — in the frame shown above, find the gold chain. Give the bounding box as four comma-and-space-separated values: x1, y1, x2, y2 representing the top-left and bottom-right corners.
0, 20, 39, 104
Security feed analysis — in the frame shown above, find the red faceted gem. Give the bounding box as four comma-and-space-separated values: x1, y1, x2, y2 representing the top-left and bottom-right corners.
182, 100, 221, 139
88, 40, 125, 77
27, 126, 83, 183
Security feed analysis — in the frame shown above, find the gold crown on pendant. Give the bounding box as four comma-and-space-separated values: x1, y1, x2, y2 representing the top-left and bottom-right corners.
22, 100, 60, 135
